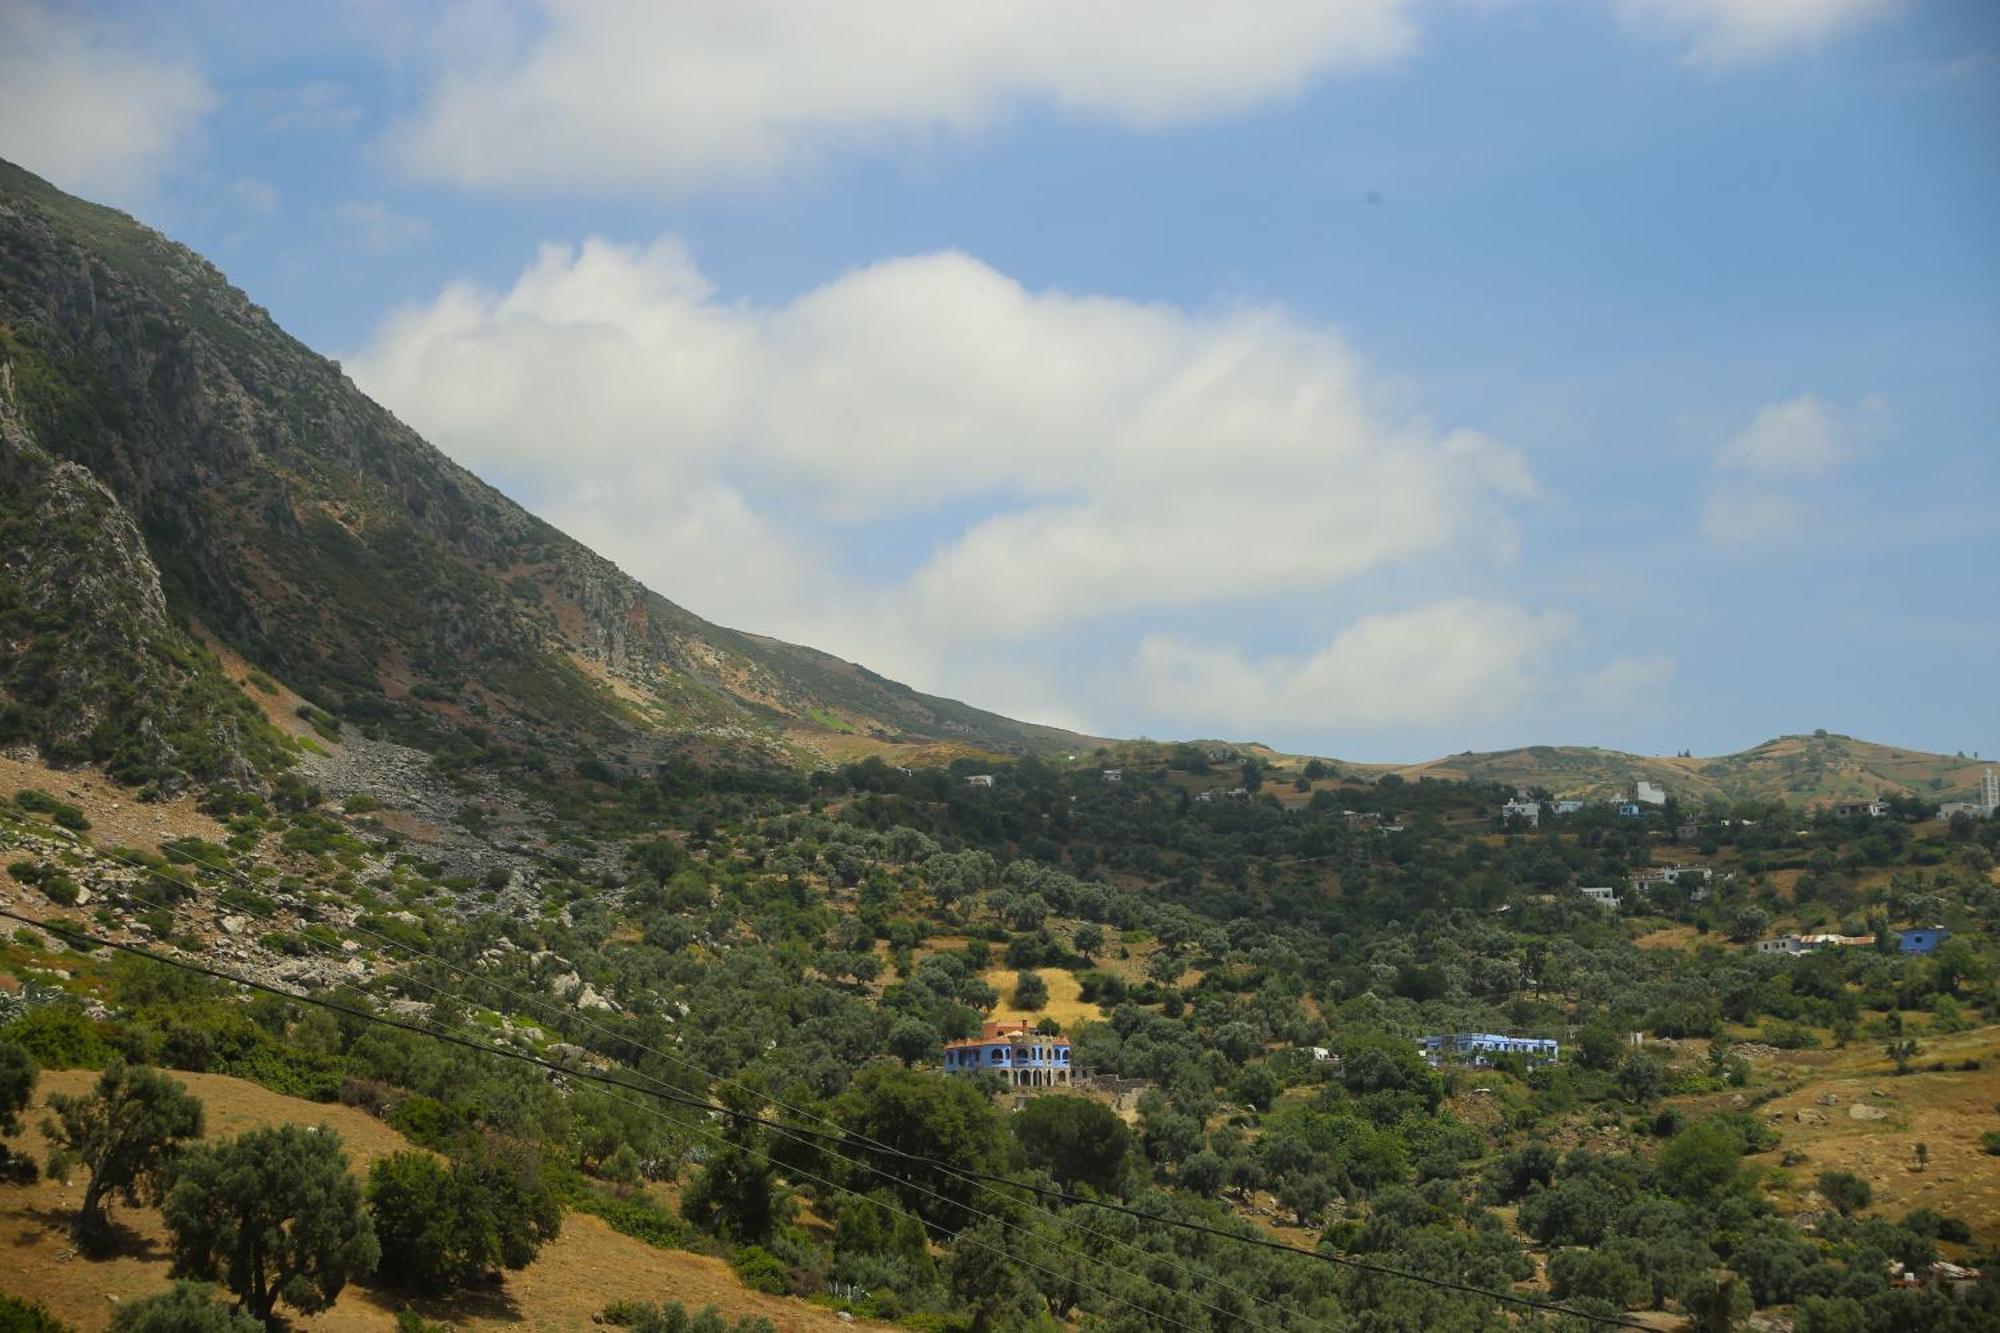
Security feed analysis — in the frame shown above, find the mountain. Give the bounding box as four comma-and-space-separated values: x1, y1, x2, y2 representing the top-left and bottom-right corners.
0, 160, 1090, 787
1363, 732, 1991, 807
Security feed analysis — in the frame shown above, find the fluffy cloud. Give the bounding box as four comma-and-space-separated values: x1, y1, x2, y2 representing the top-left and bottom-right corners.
1132, 602, 1575, 733
1616, 0, 1903, 69
1702, 392, 1886, 545
0, 0, 214, 201
336, 199, 431, 252
350, 237, 1534, 658
387, 0, 1416, 193
1713, 392, 1882, 478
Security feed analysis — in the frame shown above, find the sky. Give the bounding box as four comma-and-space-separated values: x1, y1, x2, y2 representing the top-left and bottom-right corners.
1, 0, 1995, 763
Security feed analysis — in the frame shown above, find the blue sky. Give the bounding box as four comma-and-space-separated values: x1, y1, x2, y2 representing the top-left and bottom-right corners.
2, 0, 1996, 762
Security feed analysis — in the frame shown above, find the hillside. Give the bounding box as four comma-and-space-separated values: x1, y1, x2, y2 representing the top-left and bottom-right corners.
0, 159, 1089, 789
1354, 732, 1991, 807
0, 1068, 887, 1333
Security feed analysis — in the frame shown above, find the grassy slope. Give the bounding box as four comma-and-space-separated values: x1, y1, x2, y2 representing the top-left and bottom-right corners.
0, 1068, 887, 1333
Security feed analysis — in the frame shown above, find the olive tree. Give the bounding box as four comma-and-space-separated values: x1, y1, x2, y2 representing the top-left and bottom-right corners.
44, 1060, 203, 1244
163, 1125, 378, 1326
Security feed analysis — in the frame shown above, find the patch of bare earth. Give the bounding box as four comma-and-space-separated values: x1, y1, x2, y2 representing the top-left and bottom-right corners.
0, 756, 225, 851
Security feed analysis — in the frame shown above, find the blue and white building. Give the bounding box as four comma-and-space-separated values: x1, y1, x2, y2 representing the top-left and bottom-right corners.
1419, 1033, 1560, 1068
942, 1021, 1073, 1087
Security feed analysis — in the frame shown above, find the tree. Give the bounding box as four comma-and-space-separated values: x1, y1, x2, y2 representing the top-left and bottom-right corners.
0, 1037, 34, 1176
887, 1017, 936, 1067
1012, 1095, 1129, 1193
44, 1059, 204, 1244
835, 1066, 1007, 1230
1071, 923, 1104, 961
108, 1284, 262, 1333
1817, 1170, 1871, 1216
163, 1124, 379, 1327
1886, 1038, 1921, 1074
1011, 971, 1049, 1011
1576, 1021, 1625, 1072
945, 1221, 1037, 1333
369, 1144, 562, 1293
1548, 1248, 1649, 1309
1656, 1121, 1742, 1204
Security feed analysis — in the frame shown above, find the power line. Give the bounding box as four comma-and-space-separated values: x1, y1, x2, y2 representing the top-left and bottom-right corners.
0, 903, 1657, 1330
0, 905, 1216, 1333
52, 831, 1320, 1333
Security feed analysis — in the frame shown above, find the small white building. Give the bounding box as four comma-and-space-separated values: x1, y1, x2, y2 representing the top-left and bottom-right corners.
966, 774, 995, 788
1579, 886, 1618, 909
1551, 799, 1585, 815
1102, 768, 1123, 783
1634, 781, 1668, 806
1501, 798, 1541, 826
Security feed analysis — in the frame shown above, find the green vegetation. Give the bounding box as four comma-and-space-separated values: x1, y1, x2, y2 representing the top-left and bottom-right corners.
42, 1060, 204, 1245
162, 1124, 380, 1326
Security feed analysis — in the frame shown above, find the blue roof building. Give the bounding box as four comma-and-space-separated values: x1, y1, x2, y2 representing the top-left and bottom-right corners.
1898, 927, 1950, 955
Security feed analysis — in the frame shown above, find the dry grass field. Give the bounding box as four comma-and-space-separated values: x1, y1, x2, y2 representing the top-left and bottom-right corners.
975, 966, 1103, 1029
0, 1070, 890, 1333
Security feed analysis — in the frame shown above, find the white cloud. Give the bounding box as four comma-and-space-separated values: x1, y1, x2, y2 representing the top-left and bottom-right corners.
264, 80, 363, 134
0, 0, 214, 202
1616, 0, 1903, 69
336, 199, 431, 252
1132, 601, 1575, 733
387, 0, 1416, 194
1575, 655, 1677, 713
1701, 392, 1886, 545
349, 237, 1534, 655
232, 177, 280, 218
1714, 392, 1883, 478
1700, 490, 1802, 545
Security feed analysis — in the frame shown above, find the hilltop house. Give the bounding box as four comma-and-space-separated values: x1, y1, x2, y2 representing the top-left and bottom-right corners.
1617, 802, 1644, 818
1899, 927, 1951, 955
1500, 798, 1541, 826
1579, 886, 1618, 909
942, 1021, 1072, 1087
1830, 798, 1888, 819
1551, 799, 1586, 815
1634, 781, 1668, 806
966, 774, 995, 788
1419, 1033, 1559, 1068
1758, 933, 1870, 956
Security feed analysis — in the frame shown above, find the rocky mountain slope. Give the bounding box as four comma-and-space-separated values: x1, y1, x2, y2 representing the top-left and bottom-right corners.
0, 160, 1087, 786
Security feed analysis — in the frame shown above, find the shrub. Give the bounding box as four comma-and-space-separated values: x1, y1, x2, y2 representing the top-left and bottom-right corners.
13, 790, 89, 831
0, 1293, 70, 1333
1817, 1170, 1872, 1216
107, 1284, 260, 1333
729, 1244, 790, 1295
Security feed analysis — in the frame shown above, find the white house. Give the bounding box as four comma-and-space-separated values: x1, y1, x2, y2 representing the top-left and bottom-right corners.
1634, 781, 1668, 806
1102, 768, 1123, 783
1501, 799, 1541, 826
1551, 799, 1585, 815
1579, 886, 1618, 909
966, 774, 995, 788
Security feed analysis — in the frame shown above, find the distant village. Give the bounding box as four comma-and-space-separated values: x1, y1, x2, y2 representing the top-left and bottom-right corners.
1496, 766, 1996, 965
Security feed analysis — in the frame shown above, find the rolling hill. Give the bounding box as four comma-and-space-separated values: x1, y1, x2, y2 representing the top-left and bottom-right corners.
1367, 731, 1993, 807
